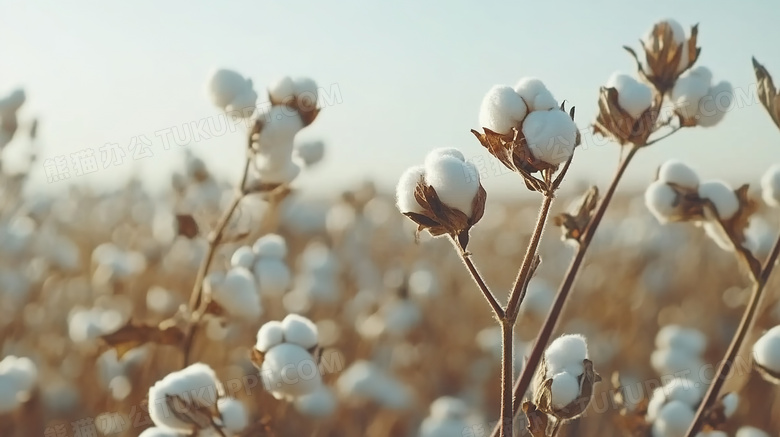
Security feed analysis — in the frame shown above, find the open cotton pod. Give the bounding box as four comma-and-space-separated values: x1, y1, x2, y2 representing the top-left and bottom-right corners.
594, 72, 656, 146
631, 19, 700, 93
753, 325, 780, 384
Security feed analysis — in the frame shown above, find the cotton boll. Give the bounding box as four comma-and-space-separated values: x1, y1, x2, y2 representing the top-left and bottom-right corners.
606, 73, 653, 119
522, 110, 577, 165
424, 156, 481, 216
230, 246, 256, 269
698, 180, 739, 220
256, 321, 285, 352
550, 372, 580, 408
761, 164, 780, 207
736, 427, 770, 437
429, 396, 469, 420
253, 258, 291, 295
659, 378, 702, 407
478, 85, 528, 135
696, 81, 733, 127
227, 89, 259, 115
260, 343, 322, 398
722, 392, 738, 418
545, 334, 588, 375
657, 161, 699, 189
396, 166, 426, 214
753, 325, 780, 373
420, 417, 469, 437
0, 88, 26, 114
644, 19, 686, 46
217, 398, 249, 433
292, 77, 319, 109
268, 76, 296, 104
252, 234, 288, 259
212, 267, 261, 320
651, 348, 703, 376
521, 278, 554, 317
295, 140, 325, 166
672, 67, 713, 120
382, 299, 422, 337
255, 106, 303, 154
254, 156, 301, 185
424, 147, 466, 167
408, 268, 440, 300
652, 400, 695, 437
655, 325, 707, 355
206, 69, 254, 110
148, 363, 223, 431
281, 314, 319, 350
514, 78, 557, 111
294, 385, 337, 417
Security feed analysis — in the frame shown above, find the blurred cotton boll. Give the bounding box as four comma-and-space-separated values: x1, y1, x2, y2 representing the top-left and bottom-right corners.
205, 68, 258, 117
138, 428, 183, 437
260, 343, 322, 399
696, 81, 733, 127
0, 355, 38, 413
478, 85, 528, 135
520, 277, 554, 317
147, 363, 224, 432
253, 234, 288, 259
753, 325, 780, 374
216, 397, 249, 433
736, 427, 770, 437
514, 77, 557, 112
761, 164, 780, 207
294, 385, 338, 418
522, 109, 578, 165
657, 160, 699, 189
420, 397, 471, 437
207, 267, 262, 320
606, 72, 653, 119
672, 66, 713, 118
336, 361, 414, 410
295, 140, 325, 166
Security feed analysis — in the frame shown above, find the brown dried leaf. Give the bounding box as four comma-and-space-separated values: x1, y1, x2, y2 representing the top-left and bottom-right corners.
100, 321, 185, 359
753, 57, 780, 129
721, 184, 762, 277
176, 214, 200, 239
593, 87, 655, 146
250, 348, 266, 370
523, 401, 550, 437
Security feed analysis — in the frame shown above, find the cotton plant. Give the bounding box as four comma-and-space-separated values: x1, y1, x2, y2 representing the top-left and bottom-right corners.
760, 164, 780, 207
143, 363, 248, 436
671, 66, 733, 127
0, 355, 38, 414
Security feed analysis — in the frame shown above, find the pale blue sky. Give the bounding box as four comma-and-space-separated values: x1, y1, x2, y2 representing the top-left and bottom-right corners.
2, 0, 779, 198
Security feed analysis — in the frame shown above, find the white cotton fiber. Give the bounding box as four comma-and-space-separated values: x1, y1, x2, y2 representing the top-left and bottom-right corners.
256, 320, 285, 352
606, 73, 653, 119
253, 258, 292, 295
230, 245, 256, 269
672, 67, 713, 120
212, 267, 261, 320
652, 400, 694, 437
282, 314, 319, 350
424, 147, 466, 168
550, 372, 580, 408
396, 166, 427, 214
761, 164, 780, 207
217, 397, 249, 433
522, 110, 577, 165
657, 160, 699, 189
268, 76, 296, 104
227, 89, 259, 114
260, 343, 322, 398
424, 155, 480, 216
138, 428, 182, 437
294, 385, 337, 418
478, 85, 528, 135
147, 363, 223, 431
545, 334, 588, 375
253, 234, 288, 259
645, 181, 679, 223
255, 106, 303, 155
753, 325, 780, 373
292, 77, 319, 110
660, 378, 702, 407
698, 180, 739, 220
697, 81, 733, 127
514, 77, 557, 112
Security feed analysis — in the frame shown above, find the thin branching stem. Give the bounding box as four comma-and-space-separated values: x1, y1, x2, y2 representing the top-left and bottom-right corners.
488, 144, 640, 437
500, 320, 514, 437
506, 194, 555, 321
182, 127, 256, 366
645, 126, 681, 146
685, 232, 780, 436
452, 238, 505, 319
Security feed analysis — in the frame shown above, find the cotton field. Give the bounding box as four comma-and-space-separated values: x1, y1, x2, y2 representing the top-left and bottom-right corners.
2, 7, 780, 437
